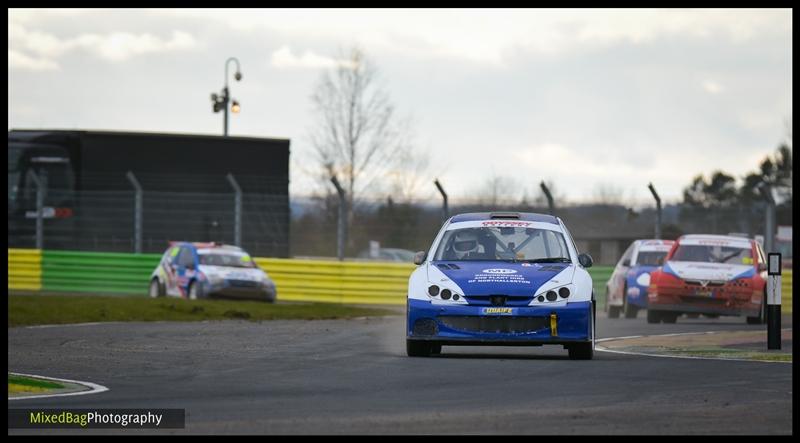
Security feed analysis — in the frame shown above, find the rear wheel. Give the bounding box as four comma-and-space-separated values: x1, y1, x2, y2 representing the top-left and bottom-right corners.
746, 292, 767, 324
149, 278, 165, 298
662, 312, 679, 324
407, 340, 434, 357
647, 309, 662, 324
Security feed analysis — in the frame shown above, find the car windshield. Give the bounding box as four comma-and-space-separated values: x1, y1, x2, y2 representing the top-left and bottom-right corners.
671, 245, 752, 265
198, 253, 256, 268
636, 251, 668, 266
433, 226, 571, 262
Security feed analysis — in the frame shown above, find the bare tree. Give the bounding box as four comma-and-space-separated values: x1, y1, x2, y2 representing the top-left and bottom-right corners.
308, 46, 413, 212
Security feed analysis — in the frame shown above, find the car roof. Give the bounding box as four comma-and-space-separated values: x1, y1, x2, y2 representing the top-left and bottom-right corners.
678, 234, 753, 244
169, 241, 243, 251
449, 212, 559, 224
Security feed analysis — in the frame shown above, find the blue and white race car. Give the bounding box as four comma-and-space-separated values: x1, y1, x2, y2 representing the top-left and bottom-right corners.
149, 242, 277, 302
605, 239, 674, 319
406, 212, 596, 359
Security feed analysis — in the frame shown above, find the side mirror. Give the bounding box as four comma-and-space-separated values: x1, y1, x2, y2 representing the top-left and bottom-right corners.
622, 259, 631, 267
413, 251, 426, 266
578, 253, 594, 268
758, 262, 767, 272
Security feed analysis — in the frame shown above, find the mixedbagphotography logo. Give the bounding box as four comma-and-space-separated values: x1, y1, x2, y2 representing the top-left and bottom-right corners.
8, 409, 185, 429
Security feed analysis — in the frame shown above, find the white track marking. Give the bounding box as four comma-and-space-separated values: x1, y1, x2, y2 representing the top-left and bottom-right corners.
8, 372, 109, 400
596, 328, 793, 364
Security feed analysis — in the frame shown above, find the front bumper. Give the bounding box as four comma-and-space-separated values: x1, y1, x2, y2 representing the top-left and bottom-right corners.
407, 299, 592, 345
202, 279, 277, 301
648, 285, 760, 317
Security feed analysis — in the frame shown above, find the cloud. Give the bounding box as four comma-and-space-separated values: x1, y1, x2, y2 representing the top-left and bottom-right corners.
270, 46, 357, 69
8, 49, 60, 71
702, 80, 724, 94
9, 20, 197, 67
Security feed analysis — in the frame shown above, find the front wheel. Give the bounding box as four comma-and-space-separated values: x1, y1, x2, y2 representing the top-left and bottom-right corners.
623, 290, 638, 319
188, 281, 203, 300
569, 303, 595, 360
407, 340, 435, 357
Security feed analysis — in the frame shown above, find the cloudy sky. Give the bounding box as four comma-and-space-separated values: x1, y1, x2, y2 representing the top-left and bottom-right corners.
8, 8, 793, 206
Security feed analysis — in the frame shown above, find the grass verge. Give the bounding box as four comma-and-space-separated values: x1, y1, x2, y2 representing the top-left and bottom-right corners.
624, 345, 792, 362
8, 374, 65, 394
8, 294, 398, 327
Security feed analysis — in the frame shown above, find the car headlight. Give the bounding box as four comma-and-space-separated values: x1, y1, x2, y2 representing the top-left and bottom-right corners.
533, 283, 575, 304
427, 282, 466, 304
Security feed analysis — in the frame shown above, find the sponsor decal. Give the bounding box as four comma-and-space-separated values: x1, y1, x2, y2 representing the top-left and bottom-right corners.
482, 268, 517, 274
481, 221, 532, 227
482, 307, 514, 315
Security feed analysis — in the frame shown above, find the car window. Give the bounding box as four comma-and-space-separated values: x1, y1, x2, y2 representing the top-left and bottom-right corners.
672, 244, 752, 265
434, 226, 570, 262
618, 243, 635, 267
635, 251, 667, 266
177, 247, 195, 267
199, 253, 256, 268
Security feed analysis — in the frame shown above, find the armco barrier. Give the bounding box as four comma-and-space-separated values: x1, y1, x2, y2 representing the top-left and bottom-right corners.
8, 249, 42, 291
5, 249, 792, 312
41, 250, 161, 294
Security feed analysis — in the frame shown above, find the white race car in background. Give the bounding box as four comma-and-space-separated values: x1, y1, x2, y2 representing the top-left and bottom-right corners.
149, 242, 277, 302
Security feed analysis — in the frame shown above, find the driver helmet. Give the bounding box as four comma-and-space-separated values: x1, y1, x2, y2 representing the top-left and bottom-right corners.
453, 230, 479, 258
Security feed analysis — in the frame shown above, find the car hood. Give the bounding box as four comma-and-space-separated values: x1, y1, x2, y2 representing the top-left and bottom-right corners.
430, 261, 574, 296
663, 261, 755, 282
199, 265, 265, 281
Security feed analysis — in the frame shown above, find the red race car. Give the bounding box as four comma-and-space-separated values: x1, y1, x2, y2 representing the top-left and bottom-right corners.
647, 234, 768, 324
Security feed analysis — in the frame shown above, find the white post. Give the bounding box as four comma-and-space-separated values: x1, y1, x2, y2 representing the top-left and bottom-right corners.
766, 253, 781, 350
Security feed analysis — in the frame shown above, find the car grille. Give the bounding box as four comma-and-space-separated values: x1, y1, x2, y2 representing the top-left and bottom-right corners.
683, 280, 725, 287
463, 295, 533, 306
228, 279, 259, 288
439, 316, 549, 334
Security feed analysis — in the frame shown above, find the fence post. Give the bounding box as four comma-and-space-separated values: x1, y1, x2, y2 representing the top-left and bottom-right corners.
28, 171, 44, 249
126, 171, 143, 254
226, 173, 243, 247
330, 175, 347, 261
434, 178, 449, 223
540, 181, 554, 215
648, 182, 662, 239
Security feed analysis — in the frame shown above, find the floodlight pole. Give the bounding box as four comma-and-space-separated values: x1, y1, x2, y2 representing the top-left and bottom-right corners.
648, 182, 662, 239
540, 181, 554, 215
330, 175, 347, 261
434, 178, 449, 223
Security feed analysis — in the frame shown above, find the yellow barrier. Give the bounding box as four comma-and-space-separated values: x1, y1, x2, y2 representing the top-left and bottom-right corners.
781, 270, 793, 315
8, 249, 42, 291
255, 258, 415, 305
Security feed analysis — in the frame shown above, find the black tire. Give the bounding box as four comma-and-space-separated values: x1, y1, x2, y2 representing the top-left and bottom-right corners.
569, 302, 595, 360
407, 340, 432, 357
662, 312, 679, 324
703, 314, 720, 319
149, 278, 165, 298
647, 309, 662, 324
746, 292, 767, 324
430, 344, 442, 355
623, 287, 638, 319
686, 313, 700, 319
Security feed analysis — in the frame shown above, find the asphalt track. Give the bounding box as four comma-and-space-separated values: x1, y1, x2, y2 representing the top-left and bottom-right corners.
8, 311, 793, 434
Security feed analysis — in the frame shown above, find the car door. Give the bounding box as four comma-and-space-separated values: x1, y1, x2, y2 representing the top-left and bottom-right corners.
174, 246, 197, 298
609, 242, 636, 304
